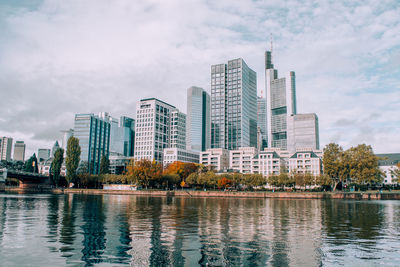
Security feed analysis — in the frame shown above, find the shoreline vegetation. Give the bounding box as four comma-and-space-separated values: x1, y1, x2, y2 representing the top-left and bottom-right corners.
4, 187, 400, 200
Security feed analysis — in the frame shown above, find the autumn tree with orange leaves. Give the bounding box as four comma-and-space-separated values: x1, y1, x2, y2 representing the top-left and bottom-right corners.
218, 177, 232, 189
164, 161, 198, 180
126, 159, 163, 188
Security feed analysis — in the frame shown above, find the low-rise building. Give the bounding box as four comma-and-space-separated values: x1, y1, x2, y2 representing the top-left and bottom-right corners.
288, 149, 323, 176
230, 147, 258, 174
38, 158, 66, 177
200, 148, 229, 171
376, 153, 400, 185
163, 148, 199, 166
253, 149, 285, 176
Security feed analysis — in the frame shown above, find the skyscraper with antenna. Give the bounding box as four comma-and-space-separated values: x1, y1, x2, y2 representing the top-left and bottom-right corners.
265, 39, 297, 150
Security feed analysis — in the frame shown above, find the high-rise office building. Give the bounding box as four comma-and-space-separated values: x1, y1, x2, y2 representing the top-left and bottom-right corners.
211, 58, 257, 150
134, 98, 175, 163
61, 129, 74, 156
109, 116, 135, 157
51, 141, 60, 157
170, 109, 186, 150
265, 51, 297, 150
0, 137, 13, 161
287, 113, 320, 152
186, 86, 210, 152
257, 96, 268, 150
38, 148, 51, 162
120, 116, 135, 157
13, 141, 25, 162
74, 113, 111, 174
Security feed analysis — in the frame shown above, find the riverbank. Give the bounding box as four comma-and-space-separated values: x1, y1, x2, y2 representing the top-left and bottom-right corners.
4, 187, 400, 200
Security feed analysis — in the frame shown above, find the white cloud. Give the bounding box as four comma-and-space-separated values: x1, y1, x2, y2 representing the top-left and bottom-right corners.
0, 0, 399, 158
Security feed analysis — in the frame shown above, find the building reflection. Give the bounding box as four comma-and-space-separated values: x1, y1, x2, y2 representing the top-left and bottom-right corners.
80, 194, 107, 265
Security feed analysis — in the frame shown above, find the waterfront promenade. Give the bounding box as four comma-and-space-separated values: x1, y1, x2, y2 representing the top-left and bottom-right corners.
4, 187, 400, 200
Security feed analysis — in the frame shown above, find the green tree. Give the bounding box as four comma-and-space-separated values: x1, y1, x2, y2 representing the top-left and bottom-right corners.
294, 172, 305, 189
347, 144, 382, 185
323, 143, 348, 190
391, 163, 400, 183
316, 174, 332, 190
99, 155, 110, 174
24, 153, 38, 173
65, 136, 81, 184
186, 173, 199, 186
51, 148, 64, 187
267, 175, 280, 188
304, 173, 314, 188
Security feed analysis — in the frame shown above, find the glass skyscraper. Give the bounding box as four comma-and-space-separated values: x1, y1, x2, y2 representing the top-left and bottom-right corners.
265, 51, 297, 150
186, 86, 210, 152
74, 113, 110, 174
211, 58, 257, 150
257, 96, 268, 150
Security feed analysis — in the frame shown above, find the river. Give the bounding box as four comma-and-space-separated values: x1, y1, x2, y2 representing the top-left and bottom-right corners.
0, 193, 399, 266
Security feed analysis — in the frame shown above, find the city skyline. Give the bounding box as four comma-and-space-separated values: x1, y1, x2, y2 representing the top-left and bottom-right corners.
0, 0, 399, 158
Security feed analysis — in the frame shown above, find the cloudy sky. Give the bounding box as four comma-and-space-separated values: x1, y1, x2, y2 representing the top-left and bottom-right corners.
0, 0, 399, 159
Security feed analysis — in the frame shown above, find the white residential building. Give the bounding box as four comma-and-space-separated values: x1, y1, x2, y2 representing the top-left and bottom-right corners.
288, 149, 323, 176
252, 149, 285, 176
200, 148, 229, 171
376, 153, 400, 184
38, 158, 66, 177
230, 147, 258, 174
163, 148, 199, 166
134, 98, 175, 163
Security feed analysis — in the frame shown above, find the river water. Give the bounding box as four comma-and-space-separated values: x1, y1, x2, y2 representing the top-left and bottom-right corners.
0, 193, 399, 266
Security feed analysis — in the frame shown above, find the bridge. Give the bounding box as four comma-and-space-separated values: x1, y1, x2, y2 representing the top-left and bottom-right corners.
0, 168, 50, 189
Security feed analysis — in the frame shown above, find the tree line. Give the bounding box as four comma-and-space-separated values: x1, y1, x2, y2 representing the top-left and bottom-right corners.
12, 136, 399, 190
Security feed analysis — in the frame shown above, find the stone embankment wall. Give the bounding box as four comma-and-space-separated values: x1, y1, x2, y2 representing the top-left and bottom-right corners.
61, 188, 400, 200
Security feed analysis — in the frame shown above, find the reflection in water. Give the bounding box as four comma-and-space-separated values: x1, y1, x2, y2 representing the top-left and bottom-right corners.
0, 193, 400, 266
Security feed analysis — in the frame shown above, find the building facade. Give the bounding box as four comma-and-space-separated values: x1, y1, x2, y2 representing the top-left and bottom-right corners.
74, 113, 111, 174
110, 116, 135, 157
288, 150, 322, 176
200, 148, 229, 171
265, 51, 297, 150
38, 148, 51, 162
257, 96, 268, 150
61, 129, 74, 156
134, 98, 175, 163
13, 141, 25, 162
287, 113, 320, 152
51, 141, 60, 157
229, 147, 258, 174
0, 137, 13, 161
163, 148, 199, 166
170, 109, 186, 150
376, 153, 400, 184
211, 58, 257, 150
186, 86, 210, 152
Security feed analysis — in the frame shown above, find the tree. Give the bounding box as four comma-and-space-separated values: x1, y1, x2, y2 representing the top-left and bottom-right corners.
65, 136, 81, 184
218, 177, 232, 189
99, 155, 110, 174
391, 162, 400, 184
267, 175, 280, 188
51, 148, 64, 187
245, 174, 265, 188
186, 173, 199, 186
323, 143, 348, 191
304, 173, 314, 189
164, 161, 198, 180
126, 159, 163, 188
346, 144, 382, 185
294, 172, 305, 189
316, 174, 332, 190
24, 153, 38, 173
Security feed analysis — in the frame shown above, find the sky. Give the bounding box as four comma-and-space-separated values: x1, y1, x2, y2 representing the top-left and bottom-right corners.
0, 0, 399, 159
